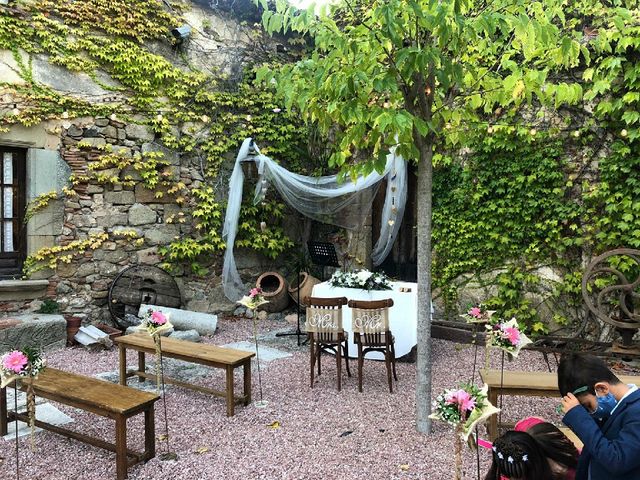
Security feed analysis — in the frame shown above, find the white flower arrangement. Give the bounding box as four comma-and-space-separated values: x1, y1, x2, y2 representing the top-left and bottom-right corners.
329, 269, 392, 290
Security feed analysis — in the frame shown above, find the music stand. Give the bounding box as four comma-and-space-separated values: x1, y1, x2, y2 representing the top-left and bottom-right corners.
307, 241, 341, 280
275, 241, 341, 346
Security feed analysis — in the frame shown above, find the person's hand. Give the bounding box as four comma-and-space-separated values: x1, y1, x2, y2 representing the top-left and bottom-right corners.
560, 392, 581, 414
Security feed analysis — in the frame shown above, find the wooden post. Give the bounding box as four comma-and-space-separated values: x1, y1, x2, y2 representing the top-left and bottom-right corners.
144, 407, 155, 461
118, 344, 127, 386
225, 367, 234, 417
138, 351, 146, 383
0, 386, 7, 436
453, 425, 463, 480
243, 360, 251, 405
115, 415, 128, 480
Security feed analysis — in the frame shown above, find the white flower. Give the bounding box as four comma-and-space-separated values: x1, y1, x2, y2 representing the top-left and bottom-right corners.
355, 270, 372, 283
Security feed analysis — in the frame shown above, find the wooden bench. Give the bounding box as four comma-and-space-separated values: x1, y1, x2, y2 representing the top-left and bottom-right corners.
480, 369, 640, 440
115, 333, 255, 417
0, 367, 159, 480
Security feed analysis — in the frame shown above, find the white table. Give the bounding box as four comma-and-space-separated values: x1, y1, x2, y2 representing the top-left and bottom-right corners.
310, 281, 418, 360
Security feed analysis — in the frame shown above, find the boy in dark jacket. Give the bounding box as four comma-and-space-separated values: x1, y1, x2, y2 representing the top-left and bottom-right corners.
559, 353, 640, 480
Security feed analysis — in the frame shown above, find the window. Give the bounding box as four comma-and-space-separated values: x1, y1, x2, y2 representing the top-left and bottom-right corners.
0, 146, 26, 278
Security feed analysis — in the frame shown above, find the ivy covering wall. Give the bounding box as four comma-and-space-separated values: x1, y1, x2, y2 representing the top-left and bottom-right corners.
431, 0, 640, 333
0, 0, 309, 279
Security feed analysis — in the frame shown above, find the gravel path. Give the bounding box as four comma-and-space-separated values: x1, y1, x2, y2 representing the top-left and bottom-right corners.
0, 316, 600, 480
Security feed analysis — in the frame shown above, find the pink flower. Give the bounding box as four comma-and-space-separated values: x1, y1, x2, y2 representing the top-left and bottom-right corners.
151, 311, 167, 325
457, 391, 476, 412
502, 326, 520, 345
445, 389, 476, 413
469, 307, 482, 318
249, 288, 262, 298
3, 350, 28, 374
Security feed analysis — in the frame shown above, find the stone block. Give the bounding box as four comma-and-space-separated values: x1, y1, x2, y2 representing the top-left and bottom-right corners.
125, 124, 155, 142
139, 304, 217, 335
0, 314, 66, 352
0, 50, 27, 85
32, 54, 115, 97
95, 118, 110, 127
169, 329, 201, 342
144, 225, 180, 245
129, 203, 157, 225
79, 137, 106, 147
137, 247, 160, 265
75, 262, 96, 277
104, 190, 135, 205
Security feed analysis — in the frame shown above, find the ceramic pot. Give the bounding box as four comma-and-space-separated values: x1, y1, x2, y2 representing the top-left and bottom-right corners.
256, 271, 289, 313
288, 272, 321, 307
65, 316, 82, 346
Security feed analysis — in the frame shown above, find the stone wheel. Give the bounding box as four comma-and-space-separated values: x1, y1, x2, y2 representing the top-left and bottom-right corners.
582, 248, 640, 331
108, 265, 181, 328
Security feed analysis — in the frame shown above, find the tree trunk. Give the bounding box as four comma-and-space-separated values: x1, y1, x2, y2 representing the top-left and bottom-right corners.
415, 142, 433, 434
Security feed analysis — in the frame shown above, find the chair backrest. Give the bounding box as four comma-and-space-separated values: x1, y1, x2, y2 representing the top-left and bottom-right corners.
304, 296, 348, 334
348, 298, 394, 334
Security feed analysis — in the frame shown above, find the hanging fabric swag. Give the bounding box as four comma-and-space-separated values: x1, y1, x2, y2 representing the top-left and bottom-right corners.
222, 138, 408, 301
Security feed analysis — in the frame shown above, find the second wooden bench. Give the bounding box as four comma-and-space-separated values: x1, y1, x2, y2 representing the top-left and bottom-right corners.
115, 333, 255, 417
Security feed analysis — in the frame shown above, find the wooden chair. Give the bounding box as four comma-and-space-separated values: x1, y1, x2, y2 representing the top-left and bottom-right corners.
348, 298, 397, 393
304, 296, 351, 391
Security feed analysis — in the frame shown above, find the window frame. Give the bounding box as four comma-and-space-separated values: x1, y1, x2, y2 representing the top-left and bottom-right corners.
0, 146, 27, 279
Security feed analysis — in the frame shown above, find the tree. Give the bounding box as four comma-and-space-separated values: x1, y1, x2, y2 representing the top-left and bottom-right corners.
257, 0, 583, 433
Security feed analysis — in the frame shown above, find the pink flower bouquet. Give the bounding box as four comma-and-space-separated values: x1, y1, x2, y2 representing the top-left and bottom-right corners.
0, 347, 46, 388
137, 308, 173, 336
485, 317, 532, 357
429, 383, 500, 441
237, 287, 269, 311
460, 304, 496, 324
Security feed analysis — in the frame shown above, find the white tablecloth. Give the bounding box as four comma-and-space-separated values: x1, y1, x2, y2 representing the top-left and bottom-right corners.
310, 281, 418, 360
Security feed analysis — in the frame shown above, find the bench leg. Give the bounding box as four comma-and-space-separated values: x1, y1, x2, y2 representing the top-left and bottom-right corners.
226, 366, 234, 417
243, 361, 251, 406
115, 415, 128, 480
138, 352, 146, 383
0, 386, 7, 436
118, 345, 127, 386
487, 387, 499, 440
144, 407, 156, 461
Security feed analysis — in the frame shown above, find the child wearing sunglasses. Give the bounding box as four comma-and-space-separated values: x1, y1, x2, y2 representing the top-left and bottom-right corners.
558, 353, 640, 480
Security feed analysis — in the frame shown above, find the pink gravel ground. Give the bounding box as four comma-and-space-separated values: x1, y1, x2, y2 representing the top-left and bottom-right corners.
0, 317, 589, 480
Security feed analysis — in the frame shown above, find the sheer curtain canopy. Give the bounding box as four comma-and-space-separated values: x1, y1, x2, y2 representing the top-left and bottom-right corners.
221, 138, 408, 301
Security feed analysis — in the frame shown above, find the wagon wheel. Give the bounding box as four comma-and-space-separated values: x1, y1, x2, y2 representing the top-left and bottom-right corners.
108, 265, 181, 328
582, 248, 640, 349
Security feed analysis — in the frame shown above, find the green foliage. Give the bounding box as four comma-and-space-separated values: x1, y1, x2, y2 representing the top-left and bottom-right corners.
235, 199, 294, 259
37, 298, 59, 314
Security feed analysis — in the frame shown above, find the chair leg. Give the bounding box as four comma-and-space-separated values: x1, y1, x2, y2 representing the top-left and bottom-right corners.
385, 350, 393, 393
310, 337, 315, 388
391, 341, 398, 381
357, 342, 364, 393
336, 342, 342, 391
344, 341, 351, 377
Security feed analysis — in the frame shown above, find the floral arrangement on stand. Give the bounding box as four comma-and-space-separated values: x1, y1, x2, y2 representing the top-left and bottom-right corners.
429, 383, 500, 480
1, 347, 46, 449
329, 269, 392, 290
485, 317, 532, 359
136, 308, 176, 461
238, 287, 269, 407
137, 308, 174, 391
460, 304, 495, 324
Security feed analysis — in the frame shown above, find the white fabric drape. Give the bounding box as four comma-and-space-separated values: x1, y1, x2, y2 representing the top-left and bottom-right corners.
222, 138, 408, 301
